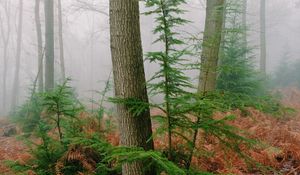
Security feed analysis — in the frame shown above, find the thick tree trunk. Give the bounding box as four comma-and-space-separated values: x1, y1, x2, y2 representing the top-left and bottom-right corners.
109, 0, 155, 175
260, 0, 266, 74
44, 0, 55, 90
35, 0, 44, 93
11, 0, 23, 109
198, 0, 225, 93
57, 0, 65, 80
218, 0, 227, 63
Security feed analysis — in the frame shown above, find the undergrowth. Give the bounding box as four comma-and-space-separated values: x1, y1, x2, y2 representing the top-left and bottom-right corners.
6, 1, 293, 175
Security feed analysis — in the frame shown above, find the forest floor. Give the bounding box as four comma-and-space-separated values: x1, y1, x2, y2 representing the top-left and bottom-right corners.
0, 119, 30, 175
1, 87, 300, 174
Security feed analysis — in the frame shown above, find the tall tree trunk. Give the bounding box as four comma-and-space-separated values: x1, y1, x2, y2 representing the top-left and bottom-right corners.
218, 0, 227, 62
57, 0, 65, 80
242, 0, 247, 49
11, 0, 24, 110
188, 0, 225, 169
109, 0, 154, 175
35, 0, 44, 93
198, 0, 225, 93
44, 0, 55, 90
0, 1, 11, 115
260, 0, 266, 74
2, 45, 8, 114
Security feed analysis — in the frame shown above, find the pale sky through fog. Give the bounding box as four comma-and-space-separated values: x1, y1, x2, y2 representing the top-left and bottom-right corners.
1, 0, 300, 111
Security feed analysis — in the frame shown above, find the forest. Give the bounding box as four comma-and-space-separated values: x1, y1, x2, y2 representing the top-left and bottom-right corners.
1, 0, 300, 174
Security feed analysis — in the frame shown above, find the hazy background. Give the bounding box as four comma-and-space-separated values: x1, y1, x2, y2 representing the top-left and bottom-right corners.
1, 0, 300, 115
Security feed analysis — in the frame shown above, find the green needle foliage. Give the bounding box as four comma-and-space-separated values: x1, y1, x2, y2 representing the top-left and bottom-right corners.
41, 79, 84, 141
11, 91, 44, 135
69, 134, 187, 175
10, 80, 187, 175
272, 55, 300, 88
7, 121, 65, 175
217, 0, 265, 97
142, 0, 259, 172
91, 72, 113, 131
144, 0, 193, 160
216, 0, 289, 117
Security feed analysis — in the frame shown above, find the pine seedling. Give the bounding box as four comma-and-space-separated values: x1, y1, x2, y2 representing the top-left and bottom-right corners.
41, 79, 83, 142
144, 0, 193, 160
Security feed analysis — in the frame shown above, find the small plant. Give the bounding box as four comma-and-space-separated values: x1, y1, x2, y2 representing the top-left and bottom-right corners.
41, 79, 83, 141
11, 89, 44, 136
91, 72, 113, 132
144, 0, 192, 160
217, 0, 265, 97
7, 121, 65, 175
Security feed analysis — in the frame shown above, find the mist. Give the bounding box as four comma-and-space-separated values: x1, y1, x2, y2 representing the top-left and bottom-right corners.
0, 0, 298, 115
2, 0, 300, 174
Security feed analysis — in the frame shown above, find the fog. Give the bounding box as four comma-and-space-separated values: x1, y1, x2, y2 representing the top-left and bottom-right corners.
1, 0, 300, 115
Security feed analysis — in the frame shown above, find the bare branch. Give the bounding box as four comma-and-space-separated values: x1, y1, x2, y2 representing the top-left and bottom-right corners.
72, 0, 108, 16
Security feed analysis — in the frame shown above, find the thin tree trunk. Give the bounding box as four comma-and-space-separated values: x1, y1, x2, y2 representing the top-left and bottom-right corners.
44, 0, 55, 90
2, 45, 8, 114
11, 0, 24, 110
35, 0, 44, 93
242, 0, 247, 48
198, 0, 225, 93
109, 0, 155, 174
57, 0, 65, 80
260, 0, 266, 74
0, 1, 11, 115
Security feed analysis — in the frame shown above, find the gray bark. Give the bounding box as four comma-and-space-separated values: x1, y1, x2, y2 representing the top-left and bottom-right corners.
198, 0, 225, 93
35, 0, 44, 92
58, 0, 65, 80
0, 1, 11, 114
44, 0, 55, 90
11, 0, 24, 109
109, 0, 155, 174
260, 0, 267, 74
242, 0, 247, 49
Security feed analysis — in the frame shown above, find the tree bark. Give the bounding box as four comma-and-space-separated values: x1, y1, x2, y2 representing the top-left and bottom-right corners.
189, 0, 225, 169
242, 0, 247, 49
11, 0, 24, 110
198, 0, 225, 93
57, 0, 65, 80
35, 0, 44, 93
0, 1, 11, 115
109, 0, 155, 175
260, 0, 266, 74
44, 0, 55, 90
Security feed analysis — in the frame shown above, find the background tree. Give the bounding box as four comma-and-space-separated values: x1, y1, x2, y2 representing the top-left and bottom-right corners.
0, 1, 11, 114
109, 0, 154, 175
242, 0, 247, 49
260, 0, 266, 74
58, 0, 65, 80
191, 0, 225, 169
35, 0, 44, 92
11, 0, 24, 109
198, 0, 225, 93
217, 0, 263, 96
44, 0, 54, 90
